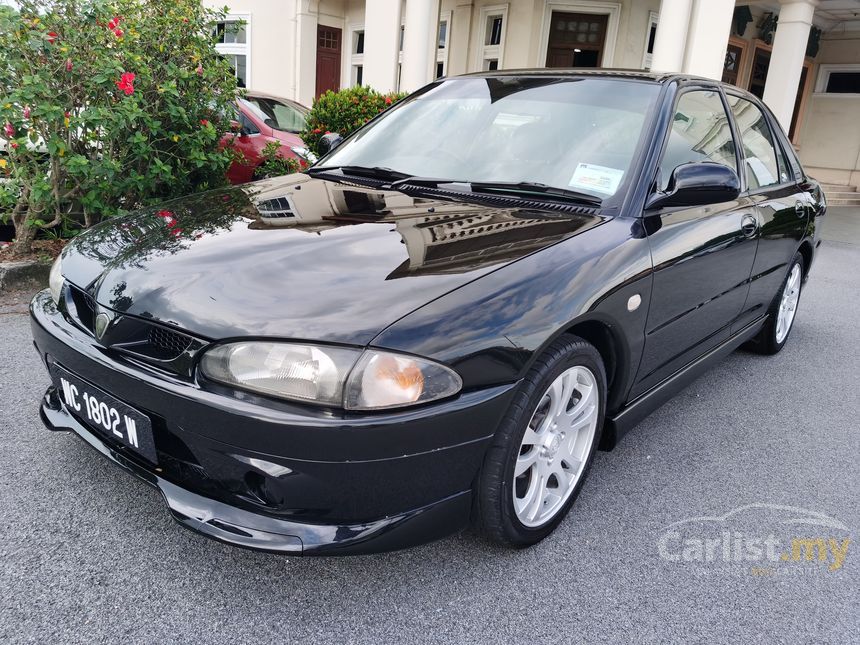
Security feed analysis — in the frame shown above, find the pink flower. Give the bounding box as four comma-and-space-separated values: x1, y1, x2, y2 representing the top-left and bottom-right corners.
107, 16, 122, 30
115, 72, 135, 95
47, 31, 58, 44
199, 119, 209, 127
65, 58, 73, 72
22, 106, 31, 119
170, 228, 183, 237
10, 142, 19, 149
384, 96, 392, 105
196, 64, 203, 77
113, 28, 124, 39
3, 122, 14, 138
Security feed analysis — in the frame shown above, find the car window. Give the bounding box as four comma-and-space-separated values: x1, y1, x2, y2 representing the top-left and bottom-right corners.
243, 97, 307, 133
238, 111, 260, 135
657, 90, 738, 191
322, 77, 662, 200
726, 96, 788, 189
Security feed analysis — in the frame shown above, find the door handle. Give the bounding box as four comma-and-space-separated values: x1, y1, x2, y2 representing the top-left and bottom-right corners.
795, 201, 806, 218
741, 214, 758, 237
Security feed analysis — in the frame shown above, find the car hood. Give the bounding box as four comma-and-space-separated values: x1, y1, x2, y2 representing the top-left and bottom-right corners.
60, 174, 605, 344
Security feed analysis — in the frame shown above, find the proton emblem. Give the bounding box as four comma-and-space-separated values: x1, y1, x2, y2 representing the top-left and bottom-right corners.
94, 312, 111, 340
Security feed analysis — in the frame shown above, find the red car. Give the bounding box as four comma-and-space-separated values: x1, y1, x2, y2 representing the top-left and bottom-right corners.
223, 93, 309, 184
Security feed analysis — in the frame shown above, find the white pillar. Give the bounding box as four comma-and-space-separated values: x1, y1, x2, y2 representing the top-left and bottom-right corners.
364, 0, 403, 92
294, 0, 318, 106
763, 0, 817, 131
400, 0, 441, 92
447, 3, 473, 76
682, 0, 735, 80
650, 0, 692, 73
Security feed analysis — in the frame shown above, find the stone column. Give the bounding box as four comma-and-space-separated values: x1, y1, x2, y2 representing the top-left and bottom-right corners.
682, 0, 735, 80
363, 0, 403, 92
763, 0, 817, 131
400, 0, 441, 92
294, 0, 318, 106
650, 0, 693, 73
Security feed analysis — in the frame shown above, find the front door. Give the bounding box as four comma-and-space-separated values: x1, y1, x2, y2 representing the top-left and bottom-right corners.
316, 26, 342, 98
545, 12, 607, 68
632, 88, 759, 398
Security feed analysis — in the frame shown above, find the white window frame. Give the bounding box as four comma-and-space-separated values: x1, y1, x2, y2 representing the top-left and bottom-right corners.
814, 64, 860, 97
475, 4, 509, 72
537, 1, 621, 68
436, 10, 452, 78
215, 13, 251, 89
347, 24, 365, 87
642, 10, 659, 70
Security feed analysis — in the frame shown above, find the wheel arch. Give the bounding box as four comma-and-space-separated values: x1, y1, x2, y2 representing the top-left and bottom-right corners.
522, 313, 636, 424
797, 239, 813, 280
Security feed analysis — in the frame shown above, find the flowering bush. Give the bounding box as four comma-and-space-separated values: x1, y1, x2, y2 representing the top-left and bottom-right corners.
0, 0, 240, 257
299, 86, 406, 157
254, 141, 307, 180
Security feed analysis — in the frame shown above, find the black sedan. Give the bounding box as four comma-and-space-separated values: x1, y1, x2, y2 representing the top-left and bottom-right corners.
31, 70, 825, 554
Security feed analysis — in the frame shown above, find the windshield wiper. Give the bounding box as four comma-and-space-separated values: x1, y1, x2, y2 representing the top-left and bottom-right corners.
307, 165, 411, 182
390, 177, 602, 207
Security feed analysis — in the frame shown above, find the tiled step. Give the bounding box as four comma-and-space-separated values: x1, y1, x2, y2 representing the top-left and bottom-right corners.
828, 198, 860, 206
821, 183, 857, 194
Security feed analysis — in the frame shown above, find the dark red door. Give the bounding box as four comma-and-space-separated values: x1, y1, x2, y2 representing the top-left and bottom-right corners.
316, 26, 342, 98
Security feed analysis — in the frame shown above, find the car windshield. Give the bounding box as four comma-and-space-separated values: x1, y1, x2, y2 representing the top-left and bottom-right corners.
321, 76, 661, 200
241, 97, 307, 133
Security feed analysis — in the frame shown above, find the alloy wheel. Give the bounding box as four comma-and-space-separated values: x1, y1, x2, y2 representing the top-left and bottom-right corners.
775, 264, 801, 344
513, 365, 599, 528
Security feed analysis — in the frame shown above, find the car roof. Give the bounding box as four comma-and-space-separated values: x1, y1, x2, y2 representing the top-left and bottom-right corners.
457, 68, 755, 96
242, 92, 309, 110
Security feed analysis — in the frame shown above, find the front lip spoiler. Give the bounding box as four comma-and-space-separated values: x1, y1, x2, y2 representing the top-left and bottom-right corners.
40, 387, 472, 555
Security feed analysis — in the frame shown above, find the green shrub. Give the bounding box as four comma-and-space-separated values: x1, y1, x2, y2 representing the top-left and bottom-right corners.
299, 86, 406, 157
254, 141, 306, 179
0, 0, 240, 257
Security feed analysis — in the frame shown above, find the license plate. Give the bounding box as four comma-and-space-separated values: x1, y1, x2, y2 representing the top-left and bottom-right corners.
51, 364, 158, 463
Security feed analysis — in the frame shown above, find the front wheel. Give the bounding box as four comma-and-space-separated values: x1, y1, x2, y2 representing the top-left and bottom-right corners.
749, 252, 804, 355
474, 335, 605, 547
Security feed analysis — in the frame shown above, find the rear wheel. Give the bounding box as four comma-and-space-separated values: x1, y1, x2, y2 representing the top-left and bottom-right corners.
474, 335, 605, 547
749, 252, 804, 355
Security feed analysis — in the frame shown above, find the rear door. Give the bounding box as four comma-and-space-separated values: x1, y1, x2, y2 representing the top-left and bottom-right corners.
725, 93, 812, 331
631, 86, 759, 399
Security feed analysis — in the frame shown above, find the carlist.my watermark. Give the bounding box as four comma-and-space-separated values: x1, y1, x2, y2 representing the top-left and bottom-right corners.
656, 503, 851, 576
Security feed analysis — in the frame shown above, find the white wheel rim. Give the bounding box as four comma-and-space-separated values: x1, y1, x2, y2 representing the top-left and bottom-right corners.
513, 365, 599, 528
775, 264, 801, 344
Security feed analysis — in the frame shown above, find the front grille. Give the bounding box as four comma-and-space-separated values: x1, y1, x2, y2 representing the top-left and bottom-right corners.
148, 326, 194, 358
66, 285, 96, 334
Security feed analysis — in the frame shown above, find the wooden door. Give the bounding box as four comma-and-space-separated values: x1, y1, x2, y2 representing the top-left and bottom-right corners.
316, 26, 342, 98
545, 12, 607, 68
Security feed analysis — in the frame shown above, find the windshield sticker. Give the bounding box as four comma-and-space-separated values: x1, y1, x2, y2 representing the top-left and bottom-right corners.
569, 163, 625, 195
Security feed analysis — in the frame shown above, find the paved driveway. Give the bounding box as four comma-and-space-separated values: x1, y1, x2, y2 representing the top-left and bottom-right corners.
1, 210, 858, 644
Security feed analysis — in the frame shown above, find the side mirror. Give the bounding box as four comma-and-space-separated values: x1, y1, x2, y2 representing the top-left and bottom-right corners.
647, 162, 740, 209
290, 146, 318, 164
230, 120, 251, 136
317, 132, 344, 156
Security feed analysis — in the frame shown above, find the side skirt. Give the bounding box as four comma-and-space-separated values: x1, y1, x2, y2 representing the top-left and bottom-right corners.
600, 315, 767, 450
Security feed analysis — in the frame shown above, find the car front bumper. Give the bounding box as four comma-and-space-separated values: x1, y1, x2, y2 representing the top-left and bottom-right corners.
30, 290, 517, 554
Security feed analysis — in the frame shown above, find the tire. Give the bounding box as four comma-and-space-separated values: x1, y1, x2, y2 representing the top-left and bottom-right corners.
474, 334, 606, 547
747, 252, 804, 355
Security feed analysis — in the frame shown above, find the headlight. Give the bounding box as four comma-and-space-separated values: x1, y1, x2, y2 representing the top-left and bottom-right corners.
199, 342, 462, 410
48, 254, 64, 304
200, 342, 360, 406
